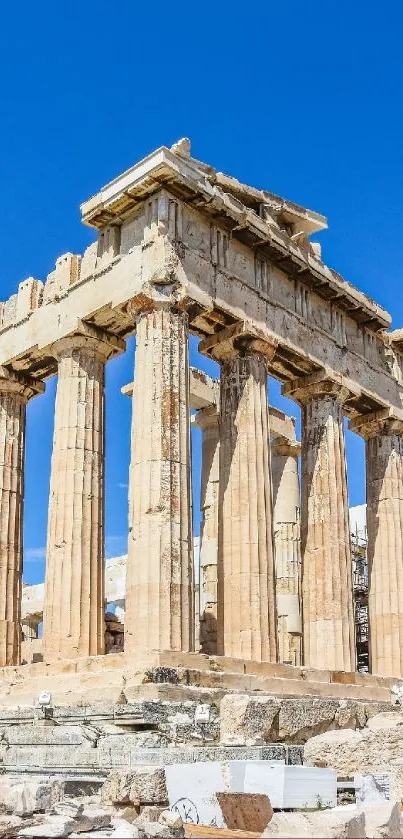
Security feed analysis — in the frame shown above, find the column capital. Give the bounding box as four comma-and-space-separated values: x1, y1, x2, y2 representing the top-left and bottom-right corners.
350, 408, 403, 439
192, 404, 219, 432
50, 321, 125, 362
271, 437, 301, 458
130, 281, 190, 319
0, 367, 44, 402
199, 322, 277, 364
283, 369, 360, 407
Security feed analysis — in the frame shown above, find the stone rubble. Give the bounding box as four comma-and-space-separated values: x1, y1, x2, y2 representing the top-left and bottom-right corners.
304, 711, 403, 801
262, 802, 403, 838
261, 806, 366, 837
220, 695, 394, 746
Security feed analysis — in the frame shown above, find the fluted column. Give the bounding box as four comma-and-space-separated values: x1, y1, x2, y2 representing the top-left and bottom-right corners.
125, 306, 194, 654
200, 323, 278, 662
271, 437, 302, 666
351, 411, 403, 677
0, 369, 44, 666
284, 373, 356, 672
194, 405, 220, 655
43, 327, 123, 662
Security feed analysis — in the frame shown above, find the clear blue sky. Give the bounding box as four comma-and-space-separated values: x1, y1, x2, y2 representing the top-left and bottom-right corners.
1, 2, 402, 584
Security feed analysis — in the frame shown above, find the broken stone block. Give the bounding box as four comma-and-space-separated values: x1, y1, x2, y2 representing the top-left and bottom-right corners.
101, 770, 138, 805
102, 767, 167, 807
117, 805, 141, 823
0, 815, 26, 838
158, 809, 183, 830
18, 815, 76, 838
136, 806, 165, 823
0, 780, 64, 816
262, 806, 366, 838
304, 715, 403, 777
137, 825, 182, 839
111, 820, 140, 838
73, 806, 111, 833
216, 792, 272, 833
362, 801, 403, 838
220, 694, 280, 745
129, 767, 167, 805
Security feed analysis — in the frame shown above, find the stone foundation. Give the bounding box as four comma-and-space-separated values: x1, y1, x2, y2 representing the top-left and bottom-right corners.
0, 652, 400, 708
0, 653, 398, 779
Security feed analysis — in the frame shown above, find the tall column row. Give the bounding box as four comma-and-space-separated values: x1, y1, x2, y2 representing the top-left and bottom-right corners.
4, 312, 403, 678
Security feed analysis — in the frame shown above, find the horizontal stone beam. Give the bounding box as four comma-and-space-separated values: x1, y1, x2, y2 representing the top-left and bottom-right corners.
124, 367, 297, 440
22, 556, 127, 624
0, 145, 400, 419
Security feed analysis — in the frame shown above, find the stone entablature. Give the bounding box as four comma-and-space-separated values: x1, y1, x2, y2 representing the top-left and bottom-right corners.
1, 145, 401, 417
2, 138, 403, 679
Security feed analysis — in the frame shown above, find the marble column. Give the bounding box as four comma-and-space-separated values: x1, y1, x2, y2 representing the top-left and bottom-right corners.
284, 374, 356, 672
194, 405, 220, 655
351, 411, 403, 677
43, 328, 123, 662
22, 618, 40, 640
0, 369, 44, 666
271, 437, 302, 666
125, 307, 194, 654
200, 323, 278, 662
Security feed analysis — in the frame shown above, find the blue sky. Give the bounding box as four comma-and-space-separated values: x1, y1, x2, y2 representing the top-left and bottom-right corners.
1, 2, 402, 584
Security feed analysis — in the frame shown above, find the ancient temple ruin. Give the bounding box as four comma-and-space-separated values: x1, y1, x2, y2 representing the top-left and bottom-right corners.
1, 137, 403, 700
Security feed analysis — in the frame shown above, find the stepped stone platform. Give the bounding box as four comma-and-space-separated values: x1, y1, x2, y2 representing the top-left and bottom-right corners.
0, 652, 399, 778
0, 651, 400, 706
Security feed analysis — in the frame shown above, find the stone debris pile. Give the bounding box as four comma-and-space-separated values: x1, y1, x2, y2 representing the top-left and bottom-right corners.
262, 801, 402, 838
0, 774, 185, 838
0, 759, 398, 838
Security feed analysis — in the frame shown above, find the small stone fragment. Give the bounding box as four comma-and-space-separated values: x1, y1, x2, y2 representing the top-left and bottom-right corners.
158, 809, 183, 830
111, 820, 140, 838
18, 816, 76, 838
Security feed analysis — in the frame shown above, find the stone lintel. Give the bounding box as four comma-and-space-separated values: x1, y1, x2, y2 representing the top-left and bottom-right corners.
271, 438, 301, 458
50, 321, 125, 362
0, 366, 45, 401
199, 322, 278, 364
283, 368, 361, 407
188, 368, 219, 410
269, 406, 296, 441
123, 367, 219, 411
350, 407, 403, 439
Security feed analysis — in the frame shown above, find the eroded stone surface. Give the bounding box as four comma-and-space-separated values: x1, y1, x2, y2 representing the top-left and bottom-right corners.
125, 308, 193, 655
285, 377, 356, 673
42, 334, 119, 662
212, 345, 278, 661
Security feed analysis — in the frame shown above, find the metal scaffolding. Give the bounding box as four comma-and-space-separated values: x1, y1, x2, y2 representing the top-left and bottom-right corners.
351, 520, 369, 672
